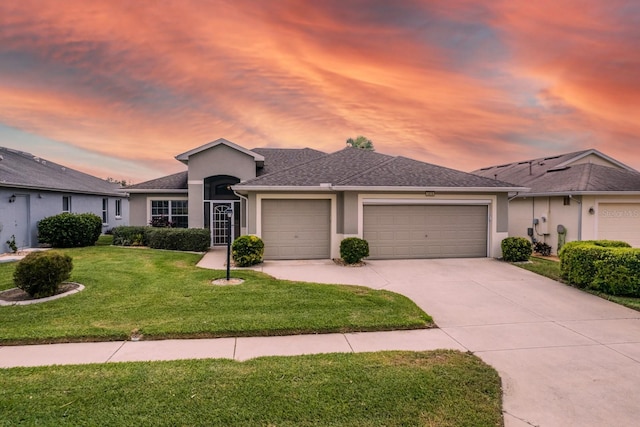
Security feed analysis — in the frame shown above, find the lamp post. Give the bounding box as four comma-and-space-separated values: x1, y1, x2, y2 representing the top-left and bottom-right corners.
225, 207, 233, 281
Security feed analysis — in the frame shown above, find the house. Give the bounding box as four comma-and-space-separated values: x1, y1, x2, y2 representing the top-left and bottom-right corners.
127, 138, 525, 260
472, 149, 640, 252
0, 146, 128, 252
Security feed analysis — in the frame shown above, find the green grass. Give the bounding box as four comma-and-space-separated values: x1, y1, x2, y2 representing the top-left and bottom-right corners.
0, 351, 503, 426
0, 246, 432, 345
516, 256, 640, 311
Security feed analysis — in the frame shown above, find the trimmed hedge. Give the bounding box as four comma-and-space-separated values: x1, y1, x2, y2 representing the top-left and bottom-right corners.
38, 213, 102, 248
14, 251, 73, 298
501, 237, 532, 262
112, 226, 150, 246
340, 237, 370, 264
558, 240, 631, 288
146, 228, 210, 252
591, 249, 640, 296
232, 235, 265, 267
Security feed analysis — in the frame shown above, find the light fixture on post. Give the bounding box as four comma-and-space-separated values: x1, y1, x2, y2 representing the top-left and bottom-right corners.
224, 207, 233, 281
9, 194, 16, 203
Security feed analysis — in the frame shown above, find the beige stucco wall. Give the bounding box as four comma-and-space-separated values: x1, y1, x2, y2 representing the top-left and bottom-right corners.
569, 154, 622, 169
508, 195, 640, 253
185, 144, 258, 228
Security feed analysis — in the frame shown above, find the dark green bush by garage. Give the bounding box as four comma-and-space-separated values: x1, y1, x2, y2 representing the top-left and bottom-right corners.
501, 237, 532, 262
340, 237, 370, 264
146, 228, 210, 252
558, 240, 631, 288
112, 226, 151, 246
38, 213, 102, 248
14, 251, 73, 298
232, 235, 265, 267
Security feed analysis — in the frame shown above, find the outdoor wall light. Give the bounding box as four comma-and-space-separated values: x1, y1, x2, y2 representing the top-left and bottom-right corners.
588, 207, 595, 215
8, 194, 16, 203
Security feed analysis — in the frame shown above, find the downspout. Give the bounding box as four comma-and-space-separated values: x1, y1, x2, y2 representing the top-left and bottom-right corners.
508, 192, 520, 202
569, 194, 582, 241
233, 190, 249, 234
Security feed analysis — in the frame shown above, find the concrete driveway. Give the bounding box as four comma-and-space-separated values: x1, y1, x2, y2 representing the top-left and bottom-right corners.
255, 257, 640, 427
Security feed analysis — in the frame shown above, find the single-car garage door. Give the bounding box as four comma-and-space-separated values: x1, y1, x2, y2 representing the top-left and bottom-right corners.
262, 199, 331, 259
364, 204, 488, 259
598, 203, 640, 247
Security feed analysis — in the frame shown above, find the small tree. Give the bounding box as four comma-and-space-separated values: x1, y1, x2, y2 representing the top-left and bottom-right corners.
346, 136, 374, 151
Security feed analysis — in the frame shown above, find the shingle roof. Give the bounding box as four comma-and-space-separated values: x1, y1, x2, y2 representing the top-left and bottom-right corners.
472, 149, 640, 193
0, 146, 123, 196
126, 171, 188, 190
237, 147, 520, 189
252, 148, 326, 176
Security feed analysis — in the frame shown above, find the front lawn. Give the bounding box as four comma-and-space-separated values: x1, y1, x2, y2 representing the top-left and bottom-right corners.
0, 246, 432, 345
0, 351, 503, 426
516, 257, 640, 311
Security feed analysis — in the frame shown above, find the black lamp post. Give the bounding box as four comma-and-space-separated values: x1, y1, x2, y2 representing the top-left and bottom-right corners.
225, 207, 233, 281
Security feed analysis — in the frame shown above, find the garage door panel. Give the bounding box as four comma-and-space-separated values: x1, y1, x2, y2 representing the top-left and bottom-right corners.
364, 205, 488, 259
598, 203, 640, 247
262, 199, 331, 260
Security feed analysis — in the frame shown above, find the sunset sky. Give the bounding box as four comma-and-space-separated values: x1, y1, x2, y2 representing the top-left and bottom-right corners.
1, 0, 639, 183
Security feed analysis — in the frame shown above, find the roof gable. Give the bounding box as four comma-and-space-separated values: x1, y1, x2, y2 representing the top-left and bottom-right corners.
0, 146, 124, 196
175, 138, 265, 165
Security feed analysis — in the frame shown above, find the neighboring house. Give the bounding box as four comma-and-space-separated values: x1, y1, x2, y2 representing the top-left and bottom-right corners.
473, 149, 640, 252
0, 146, 129, 252
127, 138, 525, 260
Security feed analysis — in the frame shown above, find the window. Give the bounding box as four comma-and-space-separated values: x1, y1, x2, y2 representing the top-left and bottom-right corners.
102, 198, 108, 224
62, 196, 71, 213
151, 200, 188, 228
115, 199, 122, 219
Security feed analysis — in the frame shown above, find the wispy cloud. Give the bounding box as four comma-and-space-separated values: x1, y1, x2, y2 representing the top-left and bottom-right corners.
0, 0, 638, 181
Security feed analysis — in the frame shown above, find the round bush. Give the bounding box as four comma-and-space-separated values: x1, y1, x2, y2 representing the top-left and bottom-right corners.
13, 251, 73, 298
340, 237, 370, 264
501, 237, 532, 262
232, 235, 265, 267
38, 213, 102, 247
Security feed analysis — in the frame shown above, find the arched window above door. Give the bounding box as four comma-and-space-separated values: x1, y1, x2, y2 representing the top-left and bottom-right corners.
204, 175, 240, 200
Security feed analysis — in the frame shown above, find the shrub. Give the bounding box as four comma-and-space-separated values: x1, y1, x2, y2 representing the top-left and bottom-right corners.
558, 240, 632, 288
232, 235, 265, 267
591, 253, 640, 296
533, 241, 552, 256
146, 228, 210, 252
38, 213, 102, 248
149, 217, 175, 228
13, 251, 73, 298
340, 237, 370, 264
112, 226, 151, 246
501, 237, 532, 262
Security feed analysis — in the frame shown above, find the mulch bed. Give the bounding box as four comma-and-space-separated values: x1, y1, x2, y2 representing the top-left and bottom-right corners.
0, 282, 81, 303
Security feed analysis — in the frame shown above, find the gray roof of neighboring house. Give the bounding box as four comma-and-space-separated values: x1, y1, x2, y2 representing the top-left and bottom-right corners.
126, 171, 188, 190
236, 147, 521, 189
0, 146, 124, 196
472, 149, 640, 194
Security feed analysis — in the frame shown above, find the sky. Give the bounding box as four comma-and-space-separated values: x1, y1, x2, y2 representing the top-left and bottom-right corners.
1, 0, 639, 184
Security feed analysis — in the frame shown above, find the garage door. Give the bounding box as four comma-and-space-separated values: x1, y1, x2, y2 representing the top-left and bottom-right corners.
598, 203, 640, 247
262, 199, 331, 259
363, 205, 488, 259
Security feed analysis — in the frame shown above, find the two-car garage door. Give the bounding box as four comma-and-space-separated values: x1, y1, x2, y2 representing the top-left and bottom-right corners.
261, 200, 489, 260
363, 204, 488, 259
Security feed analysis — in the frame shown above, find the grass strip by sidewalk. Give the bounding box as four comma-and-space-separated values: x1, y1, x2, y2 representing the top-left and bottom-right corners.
0, 350, 502, 426
0, 246, 432, 345
516, 256, 640, 311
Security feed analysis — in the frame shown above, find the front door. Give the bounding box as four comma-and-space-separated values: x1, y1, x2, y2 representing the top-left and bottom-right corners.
206, 201, 240, 246
7, 194, 30, 249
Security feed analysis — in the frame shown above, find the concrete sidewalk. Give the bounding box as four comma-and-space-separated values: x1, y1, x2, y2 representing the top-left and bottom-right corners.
0, 329, 462, 368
